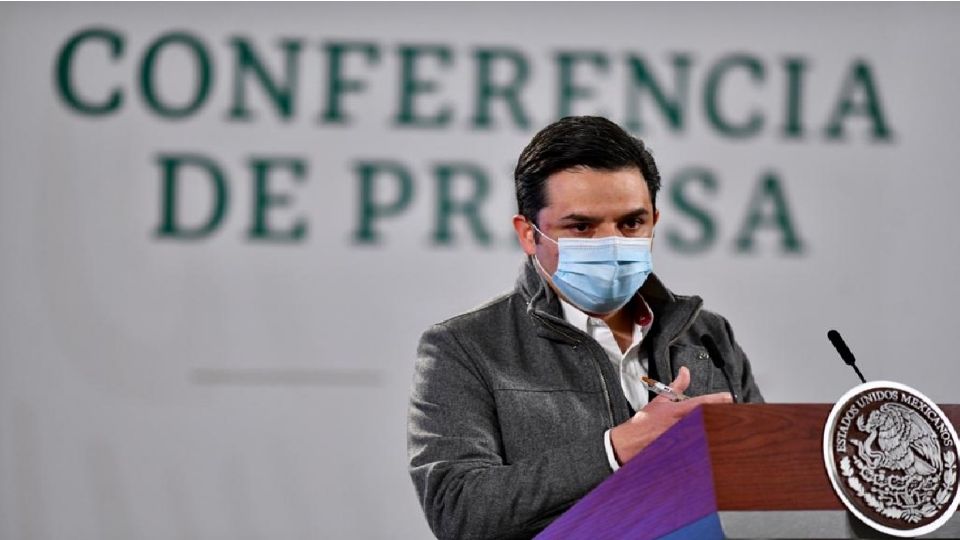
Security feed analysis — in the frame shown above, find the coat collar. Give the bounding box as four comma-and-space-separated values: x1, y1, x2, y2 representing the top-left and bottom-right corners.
516, 256, 702, 345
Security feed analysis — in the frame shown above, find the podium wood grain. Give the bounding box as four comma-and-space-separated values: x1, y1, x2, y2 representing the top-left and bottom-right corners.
702, 404, 960, 511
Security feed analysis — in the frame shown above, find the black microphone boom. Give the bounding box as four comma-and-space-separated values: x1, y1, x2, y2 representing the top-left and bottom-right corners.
699, 334, 739, 403
827, 329, 867, 384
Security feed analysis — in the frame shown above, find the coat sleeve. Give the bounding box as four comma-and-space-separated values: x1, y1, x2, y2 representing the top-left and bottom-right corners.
407, 323, 612, 540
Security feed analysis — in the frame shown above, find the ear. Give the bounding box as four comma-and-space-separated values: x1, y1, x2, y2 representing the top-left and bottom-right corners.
653, 208, 660, 227
512, 215, 537, 256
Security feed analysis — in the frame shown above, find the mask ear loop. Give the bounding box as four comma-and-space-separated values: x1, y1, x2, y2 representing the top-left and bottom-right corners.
528, 221, 558, 279
532, 253, 550, 279
529, 221, 558, 245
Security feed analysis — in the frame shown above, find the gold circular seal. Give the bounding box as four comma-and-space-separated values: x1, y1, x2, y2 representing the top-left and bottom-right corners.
824, 381, 960, 537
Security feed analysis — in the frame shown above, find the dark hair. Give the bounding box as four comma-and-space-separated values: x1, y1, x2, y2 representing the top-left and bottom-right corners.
514, 116, 661, 224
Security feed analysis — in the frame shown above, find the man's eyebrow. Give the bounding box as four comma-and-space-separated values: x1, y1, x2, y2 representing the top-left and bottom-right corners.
558, 213, 601, 223
616, 208, 650, 220
558, 209, 650, 222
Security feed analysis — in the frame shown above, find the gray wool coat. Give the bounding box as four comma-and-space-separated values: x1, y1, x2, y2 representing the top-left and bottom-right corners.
407, 258, 763, 539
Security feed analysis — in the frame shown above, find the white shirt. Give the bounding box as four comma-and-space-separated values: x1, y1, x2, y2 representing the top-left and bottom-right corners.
558, 297, 654, 472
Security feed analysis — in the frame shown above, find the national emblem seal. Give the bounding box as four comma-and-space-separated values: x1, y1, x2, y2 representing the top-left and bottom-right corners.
824, 381, 960, 537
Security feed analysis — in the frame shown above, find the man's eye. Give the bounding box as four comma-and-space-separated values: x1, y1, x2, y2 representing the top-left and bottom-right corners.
621, 219, 642, 230
569, 223, 590, 232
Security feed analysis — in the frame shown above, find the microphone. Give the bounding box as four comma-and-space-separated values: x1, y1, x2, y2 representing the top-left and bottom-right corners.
700, 334, 739, 403
827, 329, 867, 384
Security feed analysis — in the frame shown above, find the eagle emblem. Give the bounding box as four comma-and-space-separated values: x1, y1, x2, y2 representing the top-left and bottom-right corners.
825, 382, 960, 537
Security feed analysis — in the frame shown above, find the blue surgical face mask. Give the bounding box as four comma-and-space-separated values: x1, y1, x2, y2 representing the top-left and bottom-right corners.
532, 224, 653, 314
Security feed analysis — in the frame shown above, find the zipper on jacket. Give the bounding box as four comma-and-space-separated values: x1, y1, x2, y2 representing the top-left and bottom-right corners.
586, 342, 616, 427
532, 311, 616, 428
664, 305, 702, 374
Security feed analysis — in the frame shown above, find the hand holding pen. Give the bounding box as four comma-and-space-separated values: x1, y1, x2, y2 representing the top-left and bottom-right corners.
608, 367, 733, 466
640, 375, 689, 402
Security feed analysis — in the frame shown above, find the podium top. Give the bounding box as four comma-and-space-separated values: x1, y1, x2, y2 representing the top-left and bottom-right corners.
537, 403, 960, 539
704, 403, 960, 511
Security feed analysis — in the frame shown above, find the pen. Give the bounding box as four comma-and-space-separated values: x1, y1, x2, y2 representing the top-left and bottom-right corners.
640, 376, 689, 402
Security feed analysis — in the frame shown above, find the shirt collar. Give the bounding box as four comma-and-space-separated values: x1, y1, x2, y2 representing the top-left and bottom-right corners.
558, 294, 655, 337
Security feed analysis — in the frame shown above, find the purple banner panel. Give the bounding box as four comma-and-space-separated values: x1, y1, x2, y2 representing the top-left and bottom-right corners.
537, 407, 720, 540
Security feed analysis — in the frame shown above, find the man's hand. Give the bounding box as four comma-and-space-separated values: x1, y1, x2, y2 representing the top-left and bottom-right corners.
609, 367, 732, 465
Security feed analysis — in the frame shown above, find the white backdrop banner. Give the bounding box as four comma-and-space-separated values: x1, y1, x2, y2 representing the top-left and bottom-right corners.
2, 2, 959, 539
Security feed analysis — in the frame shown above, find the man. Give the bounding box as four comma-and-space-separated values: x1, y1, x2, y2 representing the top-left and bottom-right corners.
408, 116, 763, 539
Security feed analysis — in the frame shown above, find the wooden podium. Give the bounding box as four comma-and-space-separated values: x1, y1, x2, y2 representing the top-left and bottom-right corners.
535, 404, 960, 540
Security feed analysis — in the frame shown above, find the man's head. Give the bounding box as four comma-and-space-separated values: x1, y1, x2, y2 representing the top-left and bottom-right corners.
512, 116, 662, 279
514, 116, 662, 227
